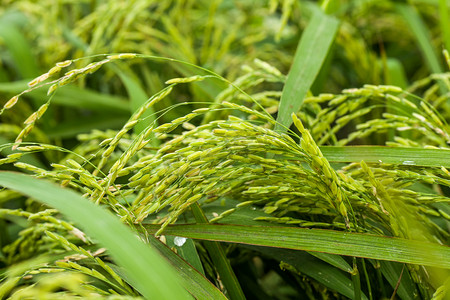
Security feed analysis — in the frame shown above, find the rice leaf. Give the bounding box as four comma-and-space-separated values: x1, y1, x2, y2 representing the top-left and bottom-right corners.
396, 3, 443, 75
275, 9, 340, 132
165, 236, 205, 276
144, 223, 450, 269
202, 202, 353, 273
439, 0, 450, 52
320, 146, 450, 168
191, 203, 245, 300
0, 172, 192, 300
308, 252, 353, 273
385, 58, 409, 89
0, 19, 39, 78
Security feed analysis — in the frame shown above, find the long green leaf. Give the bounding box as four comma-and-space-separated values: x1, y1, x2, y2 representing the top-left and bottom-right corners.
320, 146, 450, 168
0, 172, 192, 300
201, 201, 353, 273
396, 3, 443, 75
100, 235, 225, 300
144, 224, 450, 269
0, 19, 40, 78
308, 252, 352, 273
191, 203, 245, 300
275, 9, 340, 132
439, 0, 450, 52
165, 236, 205, 276
385, 58, 409, 89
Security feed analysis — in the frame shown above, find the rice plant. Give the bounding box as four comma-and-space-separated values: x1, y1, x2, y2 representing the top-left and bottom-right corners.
0, 1, 449, 299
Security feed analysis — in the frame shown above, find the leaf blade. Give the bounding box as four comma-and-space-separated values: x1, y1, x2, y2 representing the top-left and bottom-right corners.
275, 10, 340, 132
320, 146, 450, 168
145, 223, 450, 269
191, 203, 245, 300
0, 172, 192, 300
396, 3, 443, 75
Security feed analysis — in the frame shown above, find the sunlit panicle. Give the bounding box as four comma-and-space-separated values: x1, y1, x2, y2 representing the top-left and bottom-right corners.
107, 53, 137, 60
3, 95, 19, 110
165, 75, 206, 84
28, 73, 49, 87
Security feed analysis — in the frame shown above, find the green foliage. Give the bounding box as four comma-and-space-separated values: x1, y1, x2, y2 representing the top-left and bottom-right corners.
0, 0, 449, 299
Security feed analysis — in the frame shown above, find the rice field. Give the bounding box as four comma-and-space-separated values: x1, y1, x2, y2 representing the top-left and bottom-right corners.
0, 1, 449, 299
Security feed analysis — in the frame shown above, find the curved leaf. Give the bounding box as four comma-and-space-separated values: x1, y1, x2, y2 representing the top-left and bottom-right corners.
0, 171, 192, 300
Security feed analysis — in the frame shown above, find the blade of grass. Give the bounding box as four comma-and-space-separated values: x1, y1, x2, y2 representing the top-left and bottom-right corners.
275, 9, 340, 132
190, 203, 245, 300
411, 0, 447, 4
202, 201, 353, 273
383, 57, 409, 141
0, 20, 40, 78
309, 252, 353, 273
165, 236, 205, 276
319, 146, 450, 168
0, 172, 192, 300
105, 234, 225, 300
384, 58, 409, 89
439, 0, 450, 52
352, 258, 362, 300
144, 223, 450, 269
396, 3, 443, 75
